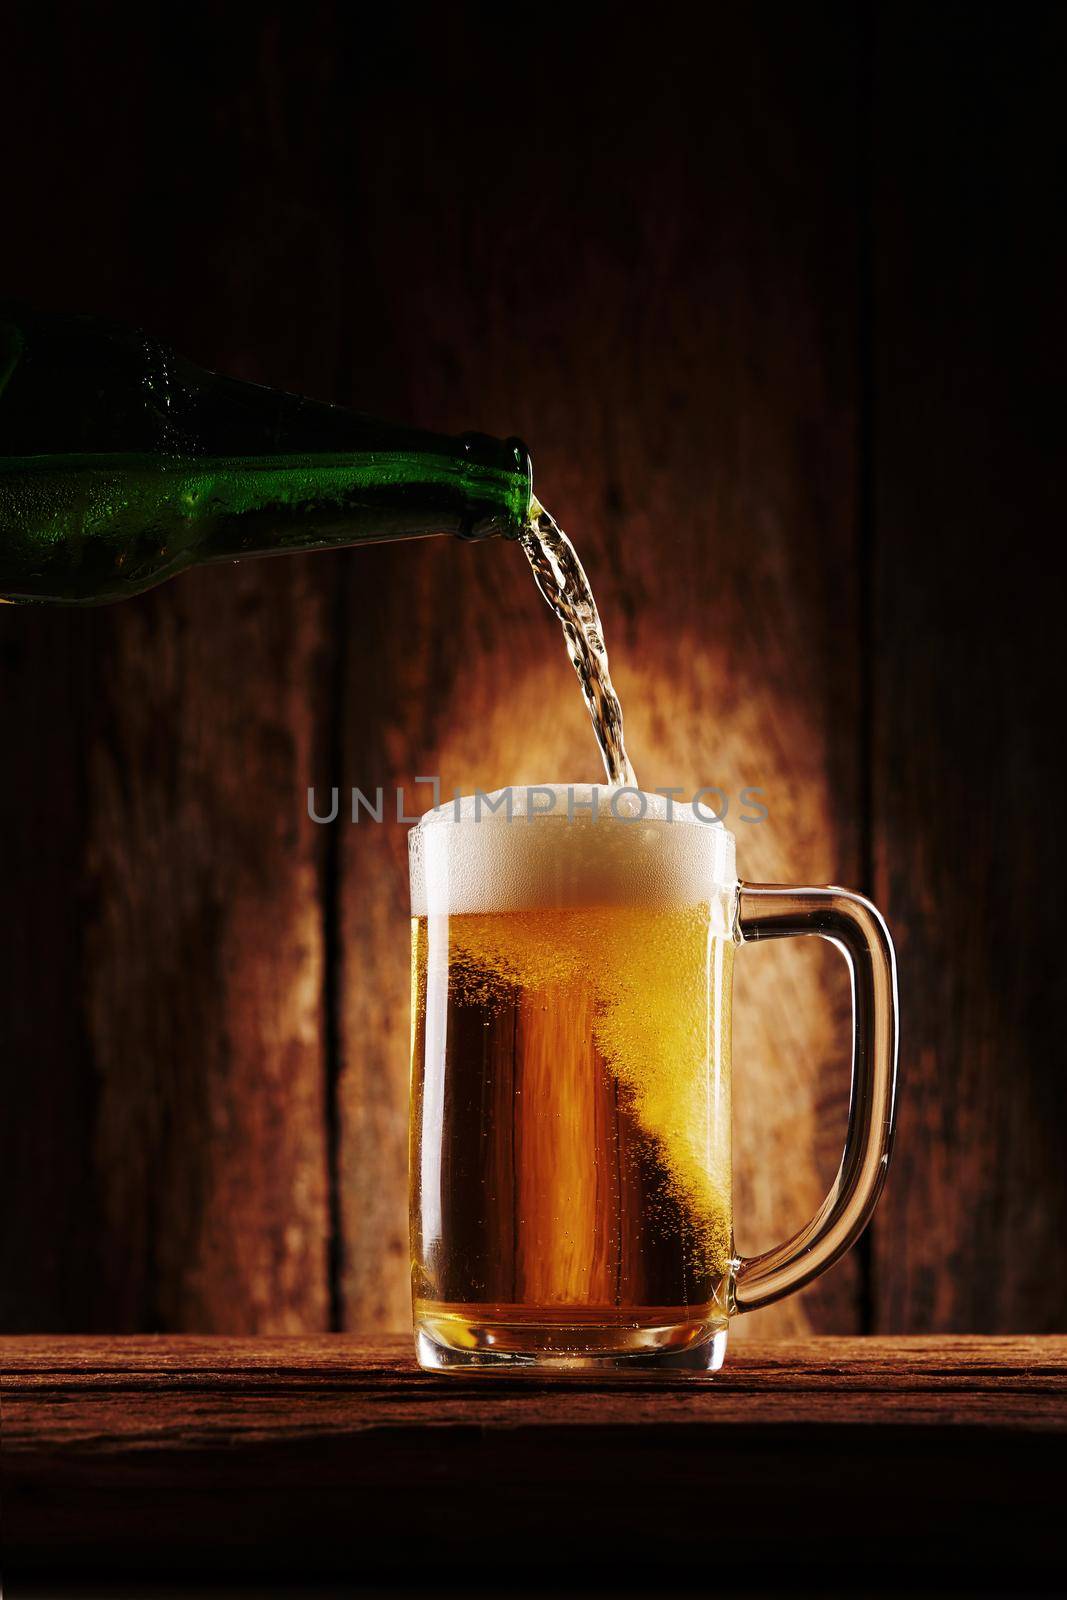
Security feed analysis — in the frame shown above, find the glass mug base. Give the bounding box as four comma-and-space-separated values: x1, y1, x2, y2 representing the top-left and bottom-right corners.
414, 1302, 729, 1375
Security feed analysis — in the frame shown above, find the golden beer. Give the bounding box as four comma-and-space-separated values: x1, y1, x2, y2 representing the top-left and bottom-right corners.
409, 787, 736, 1372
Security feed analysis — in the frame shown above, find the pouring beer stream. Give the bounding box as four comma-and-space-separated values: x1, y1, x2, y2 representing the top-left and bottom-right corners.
520, 499, 636, 788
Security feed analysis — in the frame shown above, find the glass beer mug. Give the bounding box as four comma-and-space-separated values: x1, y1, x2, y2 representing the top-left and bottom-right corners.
408, 786, 897, 1375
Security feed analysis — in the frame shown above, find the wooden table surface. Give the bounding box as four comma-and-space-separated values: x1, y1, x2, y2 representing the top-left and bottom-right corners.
3, 1335, 1065, 1588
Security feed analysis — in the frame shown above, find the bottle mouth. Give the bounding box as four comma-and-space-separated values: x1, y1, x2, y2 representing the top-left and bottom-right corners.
455, 432, 532, 540
505, 435, 533, 524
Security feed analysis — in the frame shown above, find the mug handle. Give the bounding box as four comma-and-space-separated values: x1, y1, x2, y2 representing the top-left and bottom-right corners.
732, 884, 899, 1311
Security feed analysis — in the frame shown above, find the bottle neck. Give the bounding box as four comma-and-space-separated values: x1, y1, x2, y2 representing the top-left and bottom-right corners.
0, 442, 532, 602
0, 305, 533, 601
166, 441, 533, 559
1, 303, 532, 535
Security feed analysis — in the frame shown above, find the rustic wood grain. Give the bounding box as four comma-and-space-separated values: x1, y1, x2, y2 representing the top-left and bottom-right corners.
869, 8, 1067, 1331
0, 13, 341, 1330
3, 1337, 1064, 1586
334, 10, 865, 1338
4, 1333, 1066, 1416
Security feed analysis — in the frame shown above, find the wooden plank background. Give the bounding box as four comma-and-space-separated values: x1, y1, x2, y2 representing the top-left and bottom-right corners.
869, 6, 1067, 1332
0, 3, 1062, 1338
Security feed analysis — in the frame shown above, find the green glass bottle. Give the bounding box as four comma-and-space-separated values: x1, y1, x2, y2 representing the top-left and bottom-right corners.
0, 305, 532, 604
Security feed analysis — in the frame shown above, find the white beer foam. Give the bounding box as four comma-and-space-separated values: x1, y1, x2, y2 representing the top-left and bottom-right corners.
409, 785, 736, 918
